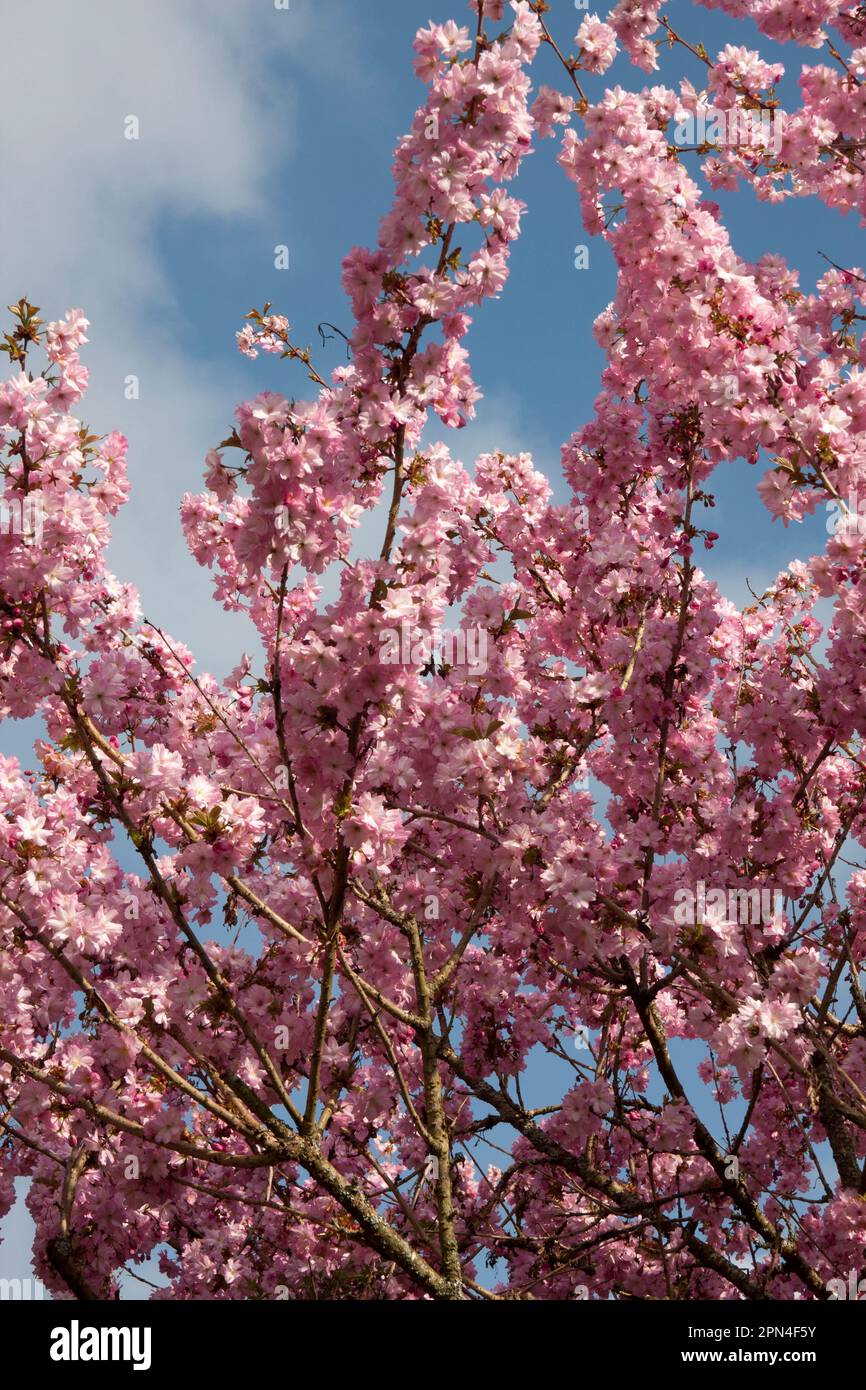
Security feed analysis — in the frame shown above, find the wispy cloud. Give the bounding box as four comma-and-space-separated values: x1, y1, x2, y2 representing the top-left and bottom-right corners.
0, 0, 367, 677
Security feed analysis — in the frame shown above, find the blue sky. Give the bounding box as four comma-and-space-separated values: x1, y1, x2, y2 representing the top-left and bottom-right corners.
0, 0, 861, 1296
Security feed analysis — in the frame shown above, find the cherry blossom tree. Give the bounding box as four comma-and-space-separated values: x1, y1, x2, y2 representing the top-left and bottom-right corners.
1, 0, 866, 1301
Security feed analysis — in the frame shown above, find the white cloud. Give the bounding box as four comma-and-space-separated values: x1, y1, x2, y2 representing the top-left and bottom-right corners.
433, 389, 556, 474
0, 1180, 37, 1285
0, 0, 367, 676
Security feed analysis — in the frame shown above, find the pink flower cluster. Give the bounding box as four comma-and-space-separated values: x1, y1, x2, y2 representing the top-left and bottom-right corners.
0, 0, 864, 1303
